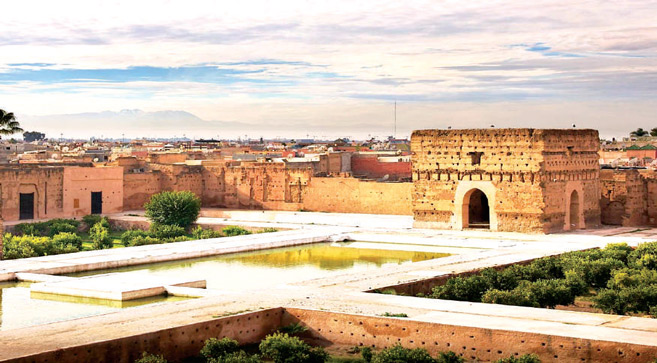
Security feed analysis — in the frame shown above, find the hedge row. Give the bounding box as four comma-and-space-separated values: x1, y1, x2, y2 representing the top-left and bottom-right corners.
137, 335, 541, 363
427, 242, 657, 316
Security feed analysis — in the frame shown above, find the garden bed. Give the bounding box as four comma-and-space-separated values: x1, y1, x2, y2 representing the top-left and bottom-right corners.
381, 242, 657, 317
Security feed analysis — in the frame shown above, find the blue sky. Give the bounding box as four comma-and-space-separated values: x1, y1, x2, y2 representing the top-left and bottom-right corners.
1, 0, 656, 139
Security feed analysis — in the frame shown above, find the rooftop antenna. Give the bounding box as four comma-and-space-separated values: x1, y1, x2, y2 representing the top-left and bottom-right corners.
394, 100, 397, 139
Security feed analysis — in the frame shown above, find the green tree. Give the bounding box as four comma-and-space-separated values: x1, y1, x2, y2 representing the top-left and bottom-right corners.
144, 191, 201, 228
651, 128, 657, 137
631, 128, 649, 137
90, 221, 113, 249
0, 109, 24, 138
23, 131, 45, 142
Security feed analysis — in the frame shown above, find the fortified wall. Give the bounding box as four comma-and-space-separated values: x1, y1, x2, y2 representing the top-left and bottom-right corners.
599, 169, 657, 227
411, 129, 601, 233
123, 161, 412, 215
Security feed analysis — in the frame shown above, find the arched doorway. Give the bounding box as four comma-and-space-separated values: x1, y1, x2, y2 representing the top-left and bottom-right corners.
569, 190, 580, 229
466, 189, 490, 229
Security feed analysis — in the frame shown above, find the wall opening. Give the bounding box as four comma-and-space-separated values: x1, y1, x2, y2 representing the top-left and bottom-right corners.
91, 191, 103, 214
467, 189, 490, 229
569, 190, 580, 229
19, 193, 35, 220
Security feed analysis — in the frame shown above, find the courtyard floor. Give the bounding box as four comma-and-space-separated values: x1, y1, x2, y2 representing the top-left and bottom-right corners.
2, 209, 657, 361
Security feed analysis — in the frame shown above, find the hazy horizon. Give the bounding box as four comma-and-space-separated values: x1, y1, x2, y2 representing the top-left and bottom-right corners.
2, 1, 656, 140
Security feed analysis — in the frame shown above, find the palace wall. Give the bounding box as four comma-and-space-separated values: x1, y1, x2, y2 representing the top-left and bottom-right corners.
411, 129, 600, 233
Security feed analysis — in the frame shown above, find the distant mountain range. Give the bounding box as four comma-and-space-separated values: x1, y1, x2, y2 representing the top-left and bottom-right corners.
20, 110, 276, 139
18, 109, 403, 140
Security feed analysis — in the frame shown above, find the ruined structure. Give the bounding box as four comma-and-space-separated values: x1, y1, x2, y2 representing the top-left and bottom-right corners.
411, 129, 601, 233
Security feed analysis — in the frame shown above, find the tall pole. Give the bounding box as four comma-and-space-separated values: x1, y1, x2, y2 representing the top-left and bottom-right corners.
394, 100, 397, 139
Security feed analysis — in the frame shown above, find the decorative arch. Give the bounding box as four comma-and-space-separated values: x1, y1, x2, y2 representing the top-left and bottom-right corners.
454, 181, 498, 231
565, 186, 585, 230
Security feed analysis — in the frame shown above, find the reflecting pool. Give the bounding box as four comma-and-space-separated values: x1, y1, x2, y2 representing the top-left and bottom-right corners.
0, 242, 449, 330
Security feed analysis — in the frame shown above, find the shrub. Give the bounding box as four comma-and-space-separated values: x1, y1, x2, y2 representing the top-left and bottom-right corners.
2, 233, 39, 259
192, 226, 223, 240
436, 351, 464, 363
361, 347, 373, 362
126, 236, 162, 247
2, 233, 83, 259
144, 191, 201, 228
481, 268, 520, 291
278, 323, 309, 335
201, 338, 240, 360
520, 279, 576, 308
83, 214, 103, 230
47, 221, 78, 237
90, 221, 113, 249
260, 228, 279, 233
481, 288, 538, 308
222, 226, 252, 237
212, 351, 261, 363
371, 344, 435, 363
121, 229, 152, 246
14, 222, 48, 236
52, 232, 83, 250
602, 243, 633, 264
430, 275, 490, 302
593, 288, 626, 314
259, 332, 328, 363
149, 223, 186, 240
495, 354, 541, 363
135, 352, 167, 363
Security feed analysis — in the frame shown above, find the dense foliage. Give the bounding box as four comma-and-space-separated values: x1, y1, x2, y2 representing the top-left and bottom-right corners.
426, 242, 657, 316
149, 223, 187, 239
259, 332, 329, 363
222, 226, 252, 237
2, 233, 79, 259
192, 225, 223, 239
14, 218, 80, 237
138, 335, 547, 363
144, 191, 201, 228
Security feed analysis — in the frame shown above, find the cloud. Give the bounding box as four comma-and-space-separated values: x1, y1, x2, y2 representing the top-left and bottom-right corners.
0, 0, 656, 137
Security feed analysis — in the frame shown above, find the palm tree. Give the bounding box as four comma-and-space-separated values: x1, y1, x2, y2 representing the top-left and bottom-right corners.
630, 128, 649, 137
0, 109, 24, 138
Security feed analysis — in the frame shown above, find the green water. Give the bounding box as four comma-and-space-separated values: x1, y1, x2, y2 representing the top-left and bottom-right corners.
69, 242, 449, 291
0, 242, 448, 330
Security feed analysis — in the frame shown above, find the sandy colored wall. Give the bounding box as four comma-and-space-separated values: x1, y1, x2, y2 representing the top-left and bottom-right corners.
0, 309, 282, 363
123, 172, 162, 210
3, 307, 656, 363
0, 167, 65, 221
62, 166, 124, 217
411, 129, 600, 233
301, 177, 413, 215
282, 308, 657, 363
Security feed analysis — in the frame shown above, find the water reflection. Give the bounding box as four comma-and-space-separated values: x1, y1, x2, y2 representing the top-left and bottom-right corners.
1, 242, 448, 331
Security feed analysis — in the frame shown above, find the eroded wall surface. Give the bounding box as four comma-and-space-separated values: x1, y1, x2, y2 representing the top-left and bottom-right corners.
411, 129, 600, 233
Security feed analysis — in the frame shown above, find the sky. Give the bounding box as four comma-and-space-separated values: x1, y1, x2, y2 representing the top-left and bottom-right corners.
1, 0, 656, 139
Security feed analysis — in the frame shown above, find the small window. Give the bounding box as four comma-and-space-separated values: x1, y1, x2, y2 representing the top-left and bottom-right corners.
567, 146, 574, 157
73, 199, 80, 208
468, 151, 484, 165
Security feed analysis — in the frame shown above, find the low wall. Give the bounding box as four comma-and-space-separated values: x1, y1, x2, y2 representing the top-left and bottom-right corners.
283, 308, 657, 363
1, 309, 282, 363
3, 307, 656, 362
